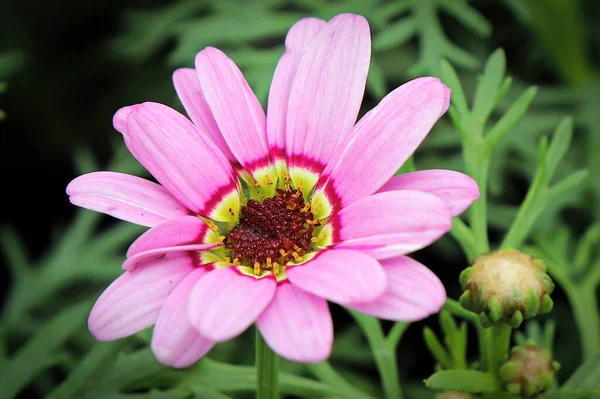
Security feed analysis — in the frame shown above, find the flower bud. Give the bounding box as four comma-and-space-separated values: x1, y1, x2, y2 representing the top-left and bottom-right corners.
459, 249, 554, 327
435, 392, 472, 399
499, 344, 560, 397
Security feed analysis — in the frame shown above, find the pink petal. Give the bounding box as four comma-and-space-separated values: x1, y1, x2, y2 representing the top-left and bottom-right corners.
188, 267, 276, 342
377, 170, 479, 217
123, 243, 217, 272
126, 216, 209, 258
333, 190, 452, 259
257, 282, 332, 363
267, 18, 325, 157
114, 103, 237, 219
67, 172, 189, 227
152, 268, 215, 368
88, 253, 194, 341
317, 77, 451, 209
173, 68, 237, 163
347, 256, 446, 321
285, 14, 371, 173
286, 249, 386, 304
195, 47, 271, 173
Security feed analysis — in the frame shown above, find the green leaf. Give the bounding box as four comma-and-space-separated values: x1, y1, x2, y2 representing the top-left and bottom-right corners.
562, 352, 600, 391
439, 310, 457, 340
387, 322, 409, 349
425, 370, 497, 393
546, 117, 573, 178
423, 327, 451, 369
73, 147, 100, 175
439, 59, 469, 117
47, 341, 126, 399
373, 17, 416, 51
437, 0, 492, 37
0, 226, 29, 280
472, 49, 506, 124
98, 348, 168, 391
0, 302, 90, 399
574, 223, 600, 272
183, 358, 370, 399
443, 40, 479, 69
484, 86, 537, 151
397, 156, 416, 174
366, 58, 387, 99
548, 169, 589, 200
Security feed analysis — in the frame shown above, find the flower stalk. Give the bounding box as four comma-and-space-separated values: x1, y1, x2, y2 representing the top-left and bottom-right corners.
256, 328, 280, 399
489, 324, 512, 379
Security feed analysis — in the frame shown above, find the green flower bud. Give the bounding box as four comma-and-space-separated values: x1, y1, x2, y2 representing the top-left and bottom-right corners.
459, 249, 554, 327
435, 391, 472, 399
499, 344, 560, 397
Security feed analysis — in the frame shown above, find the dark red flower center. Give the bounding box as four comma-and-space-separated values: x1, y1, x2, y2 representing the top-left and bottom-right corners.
224, 188, 319, 271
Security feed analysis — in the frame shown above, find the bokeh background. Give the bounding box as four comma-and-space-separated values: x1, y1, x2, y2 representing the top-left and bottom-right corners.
1, 0, 599, 398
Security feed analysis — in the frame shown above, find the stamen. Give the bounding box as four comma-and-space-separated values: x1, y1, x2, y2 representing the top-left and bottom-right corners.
312, 203, 322, 215
311, 234, 326, 243
233, 258, 241, 265
217, 235, 226, 244
254, 261, 261, 275
291, 251, 302, 261
265, 174, 273, 185
206, 220, 219, 232
273, 262, 280, 275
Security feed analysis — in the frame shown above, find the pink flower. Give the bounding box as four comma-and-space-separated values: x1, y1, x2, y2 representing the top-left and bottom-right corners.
66, 14, 479, 368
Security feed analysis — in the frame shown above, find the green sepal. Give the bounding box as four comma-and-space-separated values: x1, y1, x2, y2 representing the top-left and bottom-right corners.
459, 267, 475, 289
506, 382, 521, 394
551, 360, 561, 372
539, 294, 554, 314
459, 291, 471, 309
524, 289, 541, 318
541, 274, 555, 293
524, 380, 539, 397
487, 296, 502, 322
539, 370, 556, 388
509, 310, 524, 328
499, 361, 521, 381
479, 312, 492, 328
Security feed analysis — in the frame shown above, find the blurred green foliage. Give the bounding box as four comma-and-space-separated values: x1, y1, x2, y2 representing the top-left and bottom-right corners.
1, 0, 599, 398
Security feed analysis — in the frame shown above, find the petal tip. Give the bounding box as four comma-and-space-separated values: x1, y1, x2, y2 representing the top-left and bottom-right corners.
113, 106, 134, 134
172, 67, 196, 86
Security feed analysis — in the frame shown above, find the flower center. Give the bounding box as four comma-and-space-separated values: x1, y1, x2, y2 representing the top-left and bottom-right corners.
224, 187, 322, 274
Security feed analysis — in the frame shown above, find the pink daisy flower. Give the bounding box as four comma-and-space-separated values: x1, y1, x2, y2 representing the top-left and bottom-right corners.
67, 14, 479, 368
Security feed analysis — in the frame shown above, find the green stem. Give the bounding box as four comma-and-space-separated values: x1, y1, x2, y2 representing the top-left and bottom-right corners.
450, 218, 479, 262
443, 299, 491, 370
565, 282, 600, 360
256, 329, 279, 399
489, 324, 512, 378
350, 311, 403, 399
465, 140, 490, 255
